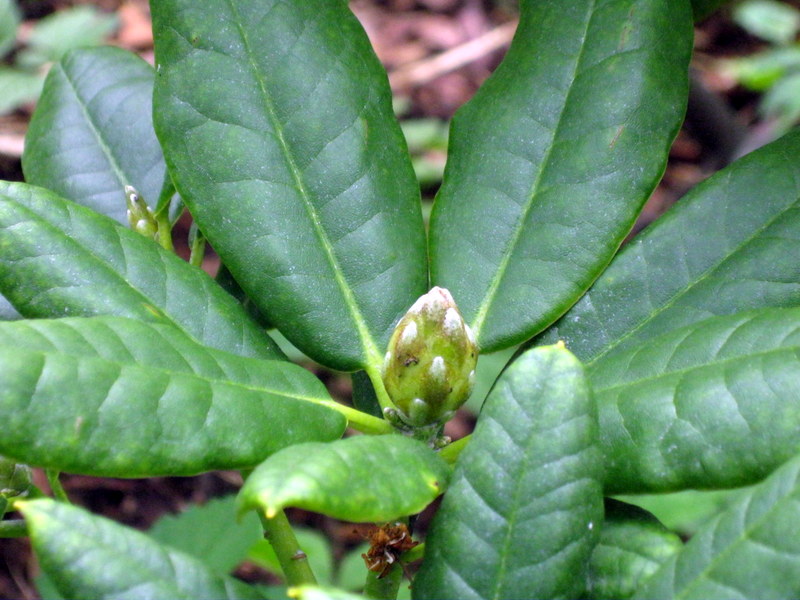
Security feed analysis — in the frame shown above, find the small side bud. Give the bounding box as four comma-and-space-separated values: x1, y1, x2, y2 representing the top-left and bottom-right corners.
382, 287, 478, 428
0, 456, 32, 499
125, 185, 158, 240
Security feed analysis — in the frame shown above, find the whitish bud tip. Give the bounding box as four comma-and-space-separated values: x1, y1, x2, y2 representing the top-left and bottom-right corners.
400, 321, 418, 345
443, 307, 462, 336
430, 356, 446, 381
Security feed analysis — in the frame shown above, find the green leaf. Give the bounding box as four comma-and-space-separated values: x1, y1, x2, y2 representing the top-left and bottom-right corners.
0, 0, 19, 58
429, 0, 693, 352
237, 435, 449, 523
149, 495, 262, 575
593, 307, 800, 494
634, 453, 800, 600
23, 47, 167, 223
15, 5, 117, 70
588, 500, 683, 600
151, 0, 427, 372
618, 487, 747, 537
0, 292, 20, 320
19, 498, 262, 600
0, 181, 282, 359
538, 129, 800, 366
0, 316, 346, 476
413, 344, 603, 600
733, 0, 800, 45
0, 67, 42, 114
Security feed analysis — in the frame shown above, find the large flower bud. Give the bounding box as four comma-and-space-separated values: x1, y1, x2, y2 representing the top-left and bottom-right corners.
382, 287, 477, 428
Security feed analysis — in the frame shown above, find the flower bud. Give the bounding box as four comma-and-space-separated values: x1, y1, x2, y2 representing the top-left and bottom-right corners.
0, 456, 32, 499
382, 287, 477, 428
125, 185, 158, 240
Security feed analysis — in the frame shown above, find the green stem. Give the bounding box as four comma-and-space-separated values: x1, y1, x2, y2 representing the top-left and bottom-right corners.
0, 519, 27, 538
401, 542, 424, 564
45, 470, 70, 503
317, 400, 394, 435
364, 363, 396, 416
363, 562, 403, 600
439, 435, 470, 464
257, 509, 317, 586
155, 212, 175, 252
188, 222, 206, 267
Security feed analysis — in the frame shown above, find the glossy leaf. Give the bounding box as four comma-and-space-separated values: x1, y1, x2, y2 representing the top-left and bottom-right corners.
19, 499, 262, 600
237, 435, 449, 523
588, 500, 682, 600
635, 453, 800, 600
592, 308, 800, 494
538, 129, 800, 365
23, 47, 166, 222
152, 0, 427, 371
429, 0, 693, 352
0, 181, 282, 359
0, 316, 346, 476
413, 345, 603, 599
148, 495, 262, 575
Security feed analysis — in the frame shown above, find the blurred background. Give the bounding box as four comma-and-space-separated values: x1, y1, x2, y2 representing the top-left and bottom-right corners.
1, 0, 800, 597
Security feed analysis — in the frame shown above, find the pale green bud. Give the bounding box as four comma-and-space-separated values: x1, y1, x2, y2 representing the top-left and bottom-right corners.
382, 287, 478, 428
125, 185, 158, 239
0, 456, 32, 499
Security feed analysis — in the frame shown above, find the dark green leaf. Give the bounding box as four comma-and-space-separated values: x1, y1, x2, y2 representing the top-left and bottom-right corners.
593, 307, 800, 494
149, 495, 262, 575
588, 500, 682, 600
19, 498, 262, 600
413, 344, 603, 599
634, 453, 800, 600
152, 0, 427, 372
23, 47, 166, 222
237, 435, 449, 523
0, 292, 20, 320
350, 370, 382, 418
429, 0, 693, 352
538, 129, 800, 365
0, 316, 346, 476
0, 181, 282, 359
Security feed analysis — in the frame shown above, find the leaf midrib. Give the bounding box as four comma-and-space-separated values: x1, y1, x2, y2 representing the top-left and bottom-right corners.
586, 193, 800, 368
469, 0, 596, 344
224, 0, 381, 368
6, 345, 330, 406
59, 61, 130, 192
670, 468, 800, 599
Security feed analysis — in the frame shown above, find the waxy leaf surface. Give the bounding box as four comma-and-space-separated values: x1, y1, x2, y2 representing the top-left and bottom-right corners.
539, 129, 800, 365
413, 345, 603, 599
23, 47, 166, 222
429, 0, 693, 352
0, 182, 281, 359
588, 500, 682, 600
592, 308, 800, 494
20, 499, 262, 599
0, 317, 346, 476
238, 435, 449, 523
635, 453, 800, 599
152, 0, 427, 371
